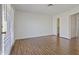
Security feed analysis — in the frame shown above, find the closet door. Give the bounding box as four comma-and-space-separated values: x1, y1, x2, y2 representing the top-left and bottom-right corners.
76, 14, 79, 38
71, 15, 76, 38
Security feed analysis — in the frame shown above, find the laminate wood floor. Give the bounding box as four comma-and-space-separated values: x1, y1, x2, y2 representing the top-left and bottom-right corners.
10, 35, 79, 55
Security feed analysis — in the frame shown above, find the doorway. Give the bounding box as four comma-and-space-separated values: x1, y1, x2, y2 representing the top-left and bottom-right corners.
57, 18, 60, 38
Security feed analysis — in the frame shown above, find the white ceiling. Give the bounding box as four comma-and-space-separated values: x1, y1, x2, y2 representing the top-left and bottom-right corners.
12, 4, 79, 15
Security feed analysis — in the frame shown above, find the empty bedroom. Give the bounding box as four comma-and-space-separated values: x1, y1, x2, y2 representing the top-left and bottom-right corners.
3, 4, 79, 55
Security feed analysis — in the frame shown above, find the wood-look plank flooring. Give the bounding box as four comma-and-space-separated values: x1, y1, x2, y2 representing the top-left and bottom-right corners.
10, 35, 79, 55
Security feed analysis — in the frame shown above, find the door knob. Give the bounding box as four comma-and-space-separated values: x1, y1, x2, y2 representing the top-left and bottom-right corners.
1, 32, 6, 34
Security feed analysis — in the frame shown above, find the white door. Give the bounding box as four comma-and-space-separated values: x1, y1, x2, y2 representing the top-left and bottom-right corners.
3, 4, 14, 55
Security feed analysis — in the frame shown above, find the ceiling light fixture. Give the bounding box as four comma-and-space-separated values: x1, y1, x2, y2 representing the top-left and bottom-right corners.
48, 4, 54, 7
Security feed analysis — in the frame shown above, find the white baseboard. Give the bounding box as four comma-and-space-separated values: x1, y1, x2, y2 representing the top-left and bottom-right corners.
15, 34, 53, 40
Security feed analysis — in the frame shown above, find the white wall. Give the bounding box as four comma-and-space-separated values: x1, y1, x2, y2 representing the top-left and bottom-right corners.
52, 7, 79, 39
52, 14, 69, 39
14, 7, 79, 39
14, 11, 52, 39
